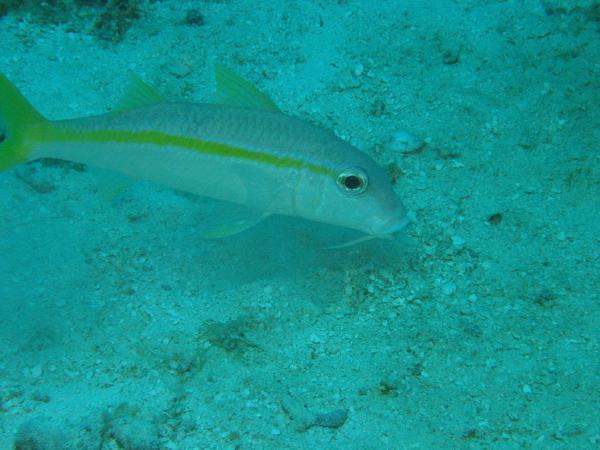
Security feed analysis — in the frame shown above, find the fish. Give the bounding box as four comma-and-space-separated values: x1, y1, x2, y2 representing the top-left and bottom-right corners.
0, 65, 409, 245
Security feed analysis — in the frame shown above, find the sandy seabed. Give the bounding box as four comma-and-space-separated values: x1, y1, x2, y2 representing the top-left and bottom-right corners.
0, 0, 598, 449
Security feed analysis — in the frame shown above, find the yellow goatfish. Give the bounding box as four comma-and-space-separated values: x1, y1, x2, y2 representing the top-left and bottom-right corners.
0, 66, 408, 246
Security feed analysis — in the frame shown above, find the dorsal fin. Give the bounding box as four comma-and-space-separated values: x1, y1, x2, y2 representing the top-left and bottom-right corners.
213, 64, 280, 112
115, 74, 164, 111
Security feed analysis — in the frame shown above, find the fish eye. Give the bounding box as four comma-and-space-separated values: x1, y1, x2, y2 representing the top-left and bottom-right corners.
336, 168, 368, 194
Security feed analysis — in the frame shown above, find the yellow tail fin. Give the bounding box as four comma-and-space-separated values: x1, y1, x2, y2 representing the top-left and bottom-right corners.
0, 73, 46, 171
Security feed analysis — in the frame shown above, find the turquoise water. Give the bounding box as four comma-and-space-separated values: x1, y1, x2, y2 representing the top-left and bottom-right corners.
0, 0, 598, 448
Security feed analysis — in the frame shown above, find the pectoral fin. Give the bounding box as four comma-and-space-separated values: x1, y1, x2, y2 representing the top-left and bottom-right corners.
197, 199, 270, 239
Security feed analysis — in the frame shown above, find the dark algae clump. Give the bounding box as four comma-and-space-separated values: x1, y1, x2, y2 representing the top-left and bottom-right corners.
0, 0, 141, 43
93, 0, 141, 43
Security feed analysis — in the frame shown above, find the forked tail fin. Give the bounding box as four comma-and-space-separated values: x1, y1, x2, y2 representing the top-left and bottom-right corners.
0, 73, 46, 171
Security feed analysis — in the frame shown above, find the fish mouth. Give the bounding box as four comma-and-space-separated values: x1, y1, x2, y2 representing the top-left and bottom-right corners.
387, 216, 411, 233
369, 215, 411, 237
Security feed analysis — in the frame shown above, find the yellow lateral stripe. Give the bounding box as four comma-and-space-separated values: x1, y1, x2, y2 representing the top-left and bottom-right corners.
46, 127, 337, 177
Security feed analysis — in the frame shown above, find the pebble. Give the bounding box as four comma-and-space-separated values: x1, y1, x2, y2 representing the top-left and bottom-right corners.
309, 333, 322, 344
352, 63, 364, 77
442, 48, 460, 65
300, 409, 348, 431
184, 9, 204, 26
451, 235, 466, 249
31, 365, 43, 378
169, 62, 192, 79
387, 130, 424, 153
31, 391, 50, 403
441, 282, 457, 296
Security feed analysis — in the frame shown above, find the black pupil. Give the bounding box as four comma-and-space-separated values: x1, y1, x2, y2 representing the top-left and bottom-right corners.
344, 175, 362, 190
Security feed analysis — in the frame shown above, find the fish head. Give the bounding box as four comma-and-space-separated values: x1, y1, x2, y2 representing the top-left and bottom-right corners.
306, 143, 409, 238
330, 164, 408, 236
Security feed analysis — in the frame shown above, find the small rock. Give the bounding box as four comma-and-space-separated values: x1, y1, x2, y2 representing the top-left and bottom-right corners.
31, 391, 50, 403
184, 9, 204, 26
442, 48, 460, 65
281, 398, 348, 433
169, 61, 192, 79
487, 212, 503, 225
387, 130, 424, 154
441, 282, 457, 296
352, 63, 364, 77
31, 365, 43, 378
451, 235, 466, 251
300, 408, 348, 432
